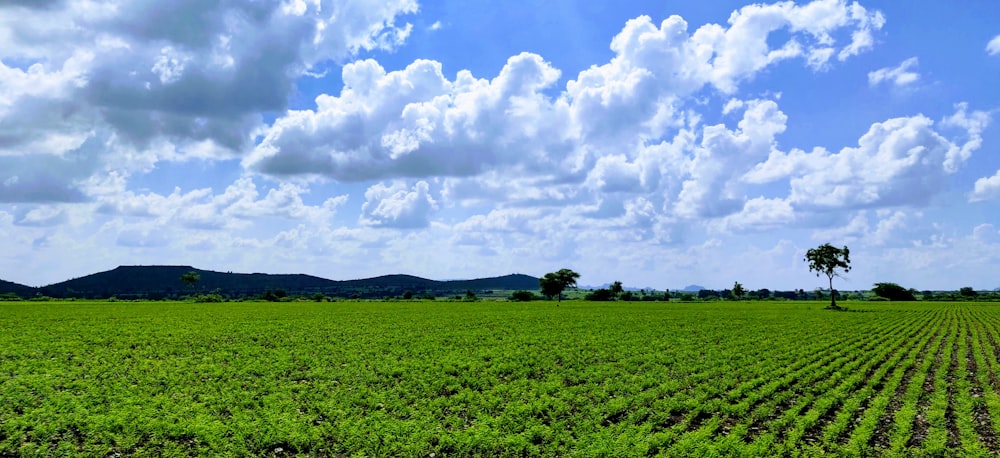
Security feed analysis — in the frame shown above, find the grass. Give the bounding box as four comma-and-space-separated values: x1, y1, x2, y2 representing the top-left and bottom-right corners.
1, 300, 998, 456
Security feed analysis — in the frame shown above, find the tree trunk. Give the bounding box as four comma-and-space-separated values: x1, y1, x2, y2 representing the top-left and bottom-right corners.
828, 276, 837, 308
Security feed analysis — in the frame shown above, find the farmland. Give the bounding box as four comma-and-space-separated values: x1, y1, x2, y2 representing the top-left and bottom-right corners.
1, 300, 998, 456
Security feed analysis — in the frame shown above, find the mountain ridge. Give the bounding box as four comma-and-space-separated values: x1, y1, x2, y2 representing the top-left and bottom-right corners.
0, 265, 540, 299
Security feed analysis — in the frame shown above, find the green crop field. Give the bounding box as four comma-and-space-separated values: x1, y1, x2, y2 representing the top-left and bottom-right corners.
1, 300, 999, 456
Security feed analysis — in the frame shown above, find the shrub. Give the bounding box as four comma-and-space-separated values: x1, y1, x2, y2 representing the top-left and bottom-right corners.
585, 289, 615, 301
872, 283, 916, 301
509, 291, 538, 302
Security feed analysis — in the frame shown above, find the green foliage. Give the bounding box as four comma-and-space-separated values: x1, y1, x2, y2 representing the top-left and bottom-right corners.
959, 286, 978, 298
180, 271, 200, 290
1, 300, 996, 456
508, 291, 538, 302
539, 268, 580, 303
610, 281, 623, 298
805, 243, 851, 309
262, 289, 288, 302
194, 294, 225, 303
731, 282, 746, 301
584, 289, 615, 301
872, 282, 916, 301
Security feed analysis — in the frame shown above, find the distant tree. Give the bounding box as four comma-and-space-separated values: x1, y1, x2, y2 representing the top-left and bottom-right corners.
620, 291, 635, 301
872, 282, 917, 301
805, 243, 851, 310
539, 269, 580, 305
610, 281, 624, 299
959, 287, 978, 298
509, 290, 537, 302
180, 271, 200, 293
757, 288, 771, 300
465, 290, 477, 301
731, 282, 746, 301
698, 289, 719, 300
403, 290, 414, 300
585, 289, 615, 301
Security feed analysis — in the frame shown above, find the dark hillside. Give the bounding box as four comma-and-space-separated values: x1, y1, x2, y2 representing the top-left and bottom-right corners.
39, 266, 338, 299
444, 274, 540, 292
35, 266, 540, 299
0, 279, 36, 298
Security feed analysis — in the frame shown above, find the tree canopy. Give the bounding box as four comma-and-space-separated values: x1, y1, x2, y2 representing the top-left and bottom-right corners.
805, 244, 851, 310
539, 269, 580, 305
872, 282, 916, 301
180, 271, 200, 291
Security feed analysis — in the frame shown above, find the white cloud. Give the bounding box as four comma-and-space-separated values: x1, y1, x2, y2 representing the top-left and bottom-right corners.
251, 0, 881, 189
676, 99, 787, 218
743, 104, 988, 210
970, 170, 1000, 202
246, 54, 575, 182
868, 57, 919, 87
718, 197, 795, 232
0, 0, 419, 203
987, 34, 1000, 56
360, 180, 438, 228
813, 210, 921, 247
96, 177, 347, 229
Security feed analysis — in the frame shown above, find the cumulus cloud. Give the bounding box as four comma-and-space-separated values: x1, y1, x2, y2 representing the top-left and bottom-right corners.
970, 170, 1000, 202
988, 35, 1000, 56
747, 105, 989, 210
360, 180, 438, 228
676, 99, 787, 218
249, 0, 882, 187
96, 177, 347, 229
718, 197, 795, 232
868, 57, 919, 87
812, 210, 921, 247
0, 0, 419, 203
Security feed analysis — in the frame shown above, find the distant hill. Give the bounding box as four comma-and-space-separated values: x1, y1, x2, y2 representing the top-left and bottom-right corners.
35, 266, 539, 300
0, 279, 36, 298
681, 285, 707, 292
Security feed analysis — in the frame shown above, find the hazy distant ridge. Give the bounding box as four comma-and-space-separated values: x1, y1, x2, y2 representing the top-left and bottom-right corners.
0, 266, 539, 299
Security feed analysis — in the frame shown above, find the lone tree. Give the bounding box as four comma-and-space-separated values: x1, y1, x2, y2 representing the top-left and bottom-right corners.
610, 280, 624, 299
180, 271, 200, 293
805, 243, 851, 310
731, 281, 746, 301
539, 269, 580, 305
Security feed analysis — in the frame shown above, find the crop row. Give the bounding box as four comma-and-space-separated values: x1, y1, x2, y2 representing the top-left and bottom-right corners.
2, 301, 1000, 456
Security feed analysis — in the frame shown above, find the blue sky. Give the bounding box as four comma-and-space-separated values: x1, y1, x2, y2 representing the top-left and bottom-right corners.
1, 0, 999, 291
